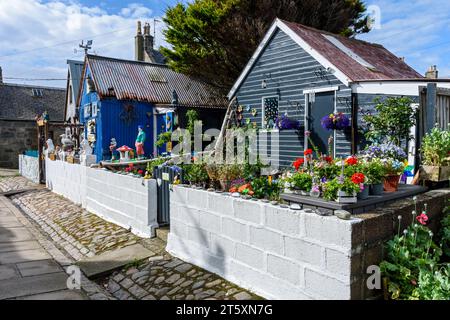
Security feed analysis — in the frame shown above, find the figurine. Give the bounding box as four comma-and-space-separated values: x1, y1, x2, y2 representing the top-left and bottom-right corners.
109, 138, 117, 161
80, 135, 93, 155
135, 125, 146, 160
45, 139, 55, 156
117, 145, 133, 162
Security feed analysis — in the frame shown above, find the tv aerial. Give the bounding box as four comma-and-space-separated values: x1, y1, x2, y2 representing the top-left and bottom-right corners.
79, 40, 93, 54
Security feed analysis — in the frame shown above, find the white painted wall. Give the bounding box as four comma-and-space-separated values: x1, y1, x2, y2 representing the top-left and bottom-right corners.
19, 155, 39, 184
45, 159, 158, 238
167, 186, 363, 300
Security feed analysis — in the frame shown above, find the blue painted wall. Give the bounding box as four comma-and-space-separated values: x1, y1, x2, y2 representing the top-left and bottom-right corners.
234, 28, 352, 168
79, 65, 154, 161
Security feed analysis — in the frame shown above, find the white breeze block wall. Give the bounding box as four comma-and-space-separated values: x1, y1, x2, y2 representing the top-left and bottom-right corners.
46, 158, 87, 206
86, 168, 158, 238
45, 159, 158, 238
167, 186, 362, 300
19, 155, 39, 184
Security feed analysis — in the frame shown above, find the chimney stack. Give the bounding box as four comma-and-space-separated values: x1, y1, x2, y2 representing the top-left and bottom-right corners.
143, 22, 154, 62
135, 21, 144, 61
0, 66, 3, 84
425, 65, 438, 79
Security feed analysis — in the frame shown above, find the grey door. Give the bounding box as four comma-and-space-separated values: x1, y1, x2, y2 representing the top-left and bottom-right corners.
309, 92, 335, 156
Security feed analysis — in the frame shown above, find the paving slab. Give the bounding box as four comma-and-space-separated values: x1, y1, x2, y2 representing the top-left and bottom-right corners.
0, 272, 69, 300
0, 227, 34, 242
0, 248, 52, 264
0, 264, 20, 280
15, 290, 87, 300
0, 240, 41, 253
0, 216, 23, 228
17, 259, 63, 277
77, 244, 155, 279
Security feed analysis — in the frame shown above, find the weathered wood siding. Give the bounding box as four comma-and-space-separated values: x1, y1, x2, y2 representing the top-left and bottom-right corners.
355, 94, 419, 152
234, 29, 352, 168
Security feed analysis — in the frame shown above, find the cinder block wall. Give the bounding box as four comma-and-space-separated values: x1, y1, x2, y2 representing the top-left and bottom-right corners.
19, 155, 39, 184
45, 159, 158, 238
167, 186, 450, 300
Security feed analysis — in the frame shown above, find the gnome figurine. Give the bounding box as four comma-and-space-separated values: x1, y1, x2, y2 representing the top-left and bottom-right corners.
135, 125, 146, 159
109, 138, 117, 161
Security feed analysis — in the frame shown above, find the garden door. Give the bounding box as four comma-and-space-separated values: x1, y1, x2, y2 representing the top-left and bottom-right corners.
309, 92, 335, 156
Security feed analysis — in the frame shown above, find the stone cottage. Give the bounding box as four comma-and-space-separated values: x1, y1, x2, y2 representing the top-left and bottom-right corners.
0, 67, 65, 168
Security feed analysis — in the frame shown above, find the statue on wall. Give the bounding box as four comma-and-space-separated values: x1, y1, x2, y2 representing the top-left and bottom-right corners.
135, 125, 146, 159
109, 138, 117, 161
80, 135, 93, 156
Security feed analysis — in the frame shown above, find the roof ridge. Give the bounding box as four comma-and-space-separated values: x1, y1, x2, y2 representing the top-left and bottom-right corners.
0, 83, 65, 90
279, 19, 387, 49
86, 54, 168, 68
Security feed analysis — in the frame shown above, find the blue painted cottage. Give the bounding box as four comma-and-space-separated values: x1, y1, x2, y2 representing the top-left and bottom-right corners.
76, 54, 227, 161
228, 18, 450, 169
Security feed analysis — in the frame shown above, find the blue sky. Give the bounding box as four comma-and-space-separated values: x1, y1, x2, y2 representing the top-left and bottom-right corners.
0, 0, 449, 88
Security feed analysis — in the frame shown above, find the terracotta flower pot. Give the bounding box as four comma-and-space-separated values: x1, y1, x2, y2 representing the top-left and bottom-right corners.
384, 175, 400, 192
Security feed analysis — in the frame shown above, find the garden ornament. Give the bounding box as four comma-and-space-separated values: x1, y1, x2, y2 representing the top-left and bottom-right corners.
135, 125, 146, 159
45, 139, 55, 155
109, 138, 117, 160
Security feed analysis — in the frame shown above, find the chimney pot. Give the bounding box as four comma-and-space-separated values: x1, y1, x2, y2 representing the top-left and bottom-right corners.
137, 21, 142, 35
425, 65, 439, 79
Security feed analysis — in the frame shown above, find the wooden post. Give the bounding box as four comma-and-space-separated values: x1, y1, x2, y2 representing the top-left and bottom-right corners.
425, 83, 437, 134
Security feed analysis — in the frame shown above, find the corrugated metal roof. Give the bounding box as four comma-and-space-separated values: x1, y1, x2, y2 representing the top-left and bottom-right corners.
67, 60, 84, 102
281, 20, 424, 81
86, 55, 227, 108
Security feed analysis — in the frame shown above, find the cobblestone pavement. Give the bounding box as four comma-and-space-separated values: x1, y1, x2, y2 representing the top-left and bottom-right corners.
0, 174, 260, 300
101, 238, 260, 301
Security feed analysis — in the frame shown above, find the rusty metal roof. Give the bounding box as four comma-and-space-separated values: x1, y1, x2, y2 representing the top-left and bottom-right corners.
85, 55, 227, 108
281, 20, 424, 81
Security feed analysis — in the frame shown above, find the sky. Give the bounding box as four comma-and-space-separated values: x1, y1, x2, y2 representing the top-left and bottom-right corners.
0, 0, 449, 88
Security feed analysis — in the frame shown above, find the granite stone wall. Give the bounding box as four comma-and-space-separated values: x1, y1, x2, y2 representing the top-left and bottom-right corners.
0, 120, 37, 168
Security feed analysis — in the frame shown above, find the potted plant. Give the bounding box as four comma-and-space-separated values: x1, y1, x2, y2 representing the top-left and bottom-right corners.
364, 159, 386, 195
289, 172, 313, 195
352, 173, 369, 200
383, 159, 405, 192
323, 176, 360, 203
217, 164, 243, 191
420, 126, 450, 182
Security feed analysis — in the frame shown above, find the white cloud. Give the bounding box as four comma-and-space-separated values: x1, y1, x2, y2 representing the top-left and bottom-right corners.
0, 0, 166, 87
359, 0, 450, 77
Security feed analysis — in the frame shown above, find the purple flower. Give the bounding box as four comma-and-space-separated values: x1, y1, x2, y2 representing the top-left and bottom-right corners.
275, 115, 301, 130
321, 113, 350, 131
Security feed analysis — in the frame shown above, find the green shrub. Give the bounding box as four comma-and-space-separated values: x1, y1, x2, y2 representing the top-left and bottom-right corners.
421, 126, 450, 166
290, 172, 313, 191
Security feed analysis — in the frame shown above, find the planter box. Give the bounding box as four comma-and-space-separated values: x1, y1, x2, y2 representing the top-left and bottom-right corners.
421, 165, 450, 182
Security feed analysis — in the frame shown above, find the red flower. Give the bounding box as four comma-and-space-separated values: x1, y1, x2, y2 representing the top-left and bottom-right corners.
138, 170, 144, 176
351, 173, 365, 184
125, 167, 131, 172
304, 149, 313, 156
345, 156, 358, 166
416, 213, 429, 225
324, 156, 333, 163
293, 158, 305, 171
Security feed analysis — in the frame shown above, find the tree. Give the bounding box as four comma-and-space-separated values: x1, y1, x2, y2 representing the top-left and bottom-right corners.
161, 0, 370, 92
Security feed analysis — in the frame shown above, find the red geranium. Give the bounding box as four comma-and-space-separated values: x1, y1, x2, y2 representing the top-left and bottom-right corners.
138, 170, 144, 176
351, 173, 365, 184
324, 156, 333, 163
304, 149, 313, 156
345, 156, 358, 166
293, 158, 305, 171
416, 213, 429, 225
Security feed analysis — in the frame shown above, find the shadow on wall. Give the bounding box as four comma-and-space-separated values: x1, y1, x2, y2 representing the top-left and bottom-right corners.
174, 194, 227, 277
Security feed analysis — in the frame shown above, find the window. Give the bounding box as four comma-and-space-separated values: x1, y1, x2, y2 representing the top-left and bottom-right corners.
32, 88, 43, 97
84, 103, 92, 118
262, 96, 279, 129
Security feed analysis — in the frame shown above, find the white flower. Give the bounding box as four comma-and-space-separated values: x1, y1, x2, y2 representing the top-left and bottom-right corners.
398, 215, 402, 220
403, 230, 408, 235
413, 196, 417, 201
412, 210, 416, 216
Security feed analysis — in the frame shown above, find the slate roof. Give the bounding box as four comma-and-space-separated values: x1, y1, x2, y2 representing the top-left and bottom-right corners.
80, 55, 227, 109
281, 20, 423, 81
0, 83, 65, 121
